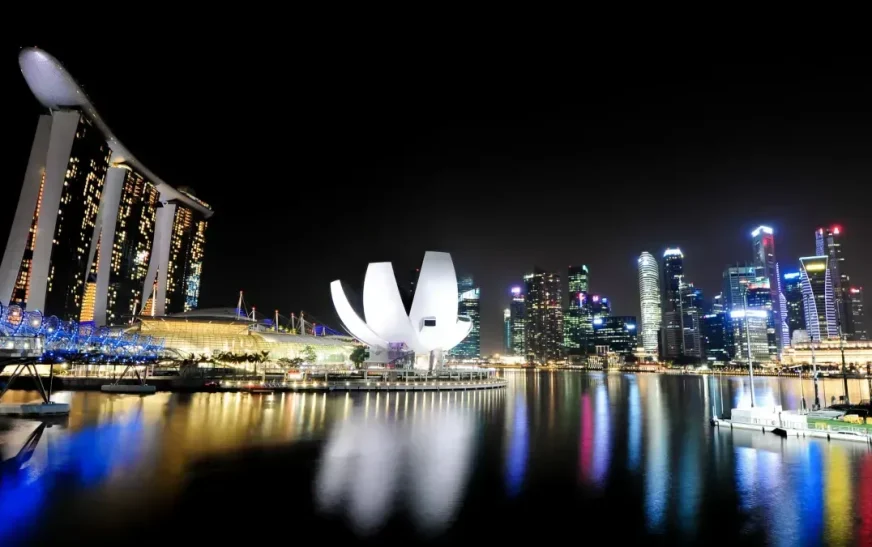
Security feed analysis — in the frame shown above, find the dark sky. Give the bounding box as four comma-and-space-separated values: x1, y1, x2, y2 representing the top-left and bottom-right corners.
5, 38, 872, 354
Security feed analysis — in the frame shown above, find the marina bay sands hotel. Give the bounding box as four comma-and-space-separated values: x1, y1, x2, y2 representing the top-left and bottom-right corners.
1, 48, 213, 325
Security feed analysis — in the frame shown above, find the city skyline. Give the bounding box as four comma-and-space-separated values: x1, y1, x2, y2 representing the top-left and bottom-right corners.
5, 43, 872, 353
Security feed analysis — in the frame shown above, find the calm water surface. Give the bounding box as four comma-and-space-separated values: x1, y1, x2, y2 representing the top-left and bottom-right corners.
1, 372, 871, 546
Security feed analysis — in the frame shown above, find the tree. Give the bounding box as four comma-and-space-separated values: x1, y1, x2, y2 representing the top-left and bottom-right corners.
350, 346, 370, 369
302, 345, 317, 364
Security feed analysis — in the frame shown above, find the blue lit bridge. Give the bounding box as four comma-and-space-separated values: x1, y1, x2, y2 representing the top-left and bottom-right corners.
0, 304, 164, 404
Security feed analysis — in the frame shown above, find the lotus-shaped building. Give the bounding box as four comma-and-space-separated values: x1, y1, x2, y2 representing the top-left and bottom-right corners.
331, 252, 472, 370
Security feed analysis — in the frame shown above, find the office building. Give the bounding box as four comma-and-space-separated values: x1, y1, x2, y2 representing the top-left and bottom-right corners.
593, 315, 637, 355
681, 284, 704, 359
450, 278, 480, 359
745, 278, 778, 358
563, 265, 590, 353
661, 248, 684, 359
567, 265, 589, 306
702, 312, 732, 363
722, 266, 757, 311
638, 252, 662, 355
524, 269, 563, 362
509, 286, 526, 356
849, 287, 866, 341
816, 226, 852, 336
503, 308, 512, 353
710, 292, 725, 314
751, 226, 788, 351
1, 48, 212, 323
782, 271, 806, 342
730, 309, 775, 363
799, 256, 838, 342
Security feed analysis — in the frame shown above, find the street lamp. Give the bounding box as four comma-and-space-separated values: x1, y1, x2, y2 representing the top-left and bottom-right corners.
742, 287, 756, 408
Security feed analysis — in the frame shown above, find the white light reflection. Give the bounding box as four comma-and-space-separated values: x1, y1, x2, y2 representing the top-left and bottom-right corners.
645, 375, 669, 533
314, 405, 474, 535
627, 379, 641, 472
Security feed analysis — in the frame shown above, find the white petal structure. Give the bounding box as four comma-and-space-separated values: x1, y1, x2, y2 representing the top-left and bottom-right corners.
331, 251, 472, 367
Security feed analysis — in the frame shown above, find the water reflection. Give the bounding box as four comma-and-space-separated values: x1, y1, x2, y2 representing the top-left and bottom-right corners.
644, 374, 669, 533
315, 393, 474, 535
0, 373, 869, 545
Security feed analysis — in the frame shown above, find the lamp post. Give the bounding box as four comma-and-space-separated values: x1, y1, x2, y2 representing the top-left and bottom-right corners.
742, 288, 756, 408
804, 292, 821, 410
839, 326, 850, 405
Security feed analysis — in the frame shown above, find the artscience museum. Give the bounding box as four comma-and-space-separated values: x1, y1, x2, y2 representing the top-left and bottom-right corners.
331, 252, 472, 370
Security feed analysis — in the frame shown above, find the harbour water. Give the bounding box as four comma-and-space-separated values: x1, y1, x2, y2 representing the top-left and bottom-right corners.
1, 371, 871, 545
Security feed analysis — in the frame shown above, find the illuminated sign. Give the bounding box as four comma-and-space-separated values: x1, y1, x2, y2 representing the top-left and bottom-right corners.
751, 225, 774, 237
511, 286, 521, 295
850, 287, 861, 294
592, 295, 600, 302
783, 272, 801, 280
803, 263, 826, 272
832, 225, 841, 235
663, 248, 683, 257
593, 318, 603, 326
627, 324, 636, 330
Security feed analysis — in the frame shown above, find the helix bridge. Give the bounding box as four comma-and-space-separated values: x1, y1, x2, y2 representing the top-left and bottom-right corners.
0, 303, 164, 406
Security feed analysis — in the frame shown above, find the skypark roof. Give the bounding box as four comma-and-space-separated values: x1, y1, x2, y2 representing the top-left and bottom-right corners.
19, 47, 212, 218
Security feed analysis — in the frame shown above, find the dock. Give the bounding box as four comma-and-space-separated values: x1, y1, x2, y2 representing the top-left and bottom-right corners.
712, 405, 872, 445
0, 401, 71, 417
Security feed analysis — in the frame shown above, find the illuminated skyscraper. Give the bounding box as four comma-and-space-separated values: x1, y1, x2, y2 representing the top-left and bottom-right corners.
503, 308, 512, 353
593, 315, 637, 355
782, 271, 806, 342
722, 265, 757, 311
509, 286, 526, 356
449, 278, 480, 359
681, 284, 704, 359
524, 269, 563, 362
0, 48, 213, 322
637, 251, 662, 354
661, 248, 684, 359
816, 226, 855, 337
563, 265, 590, 354
702, 312, 732, 362
849, 287, 866, 341
730, 309, 773, 363
800, 256, 838, 341
751, 225, 788, 352
710, 293, 725, 314
745, 278, 778, 358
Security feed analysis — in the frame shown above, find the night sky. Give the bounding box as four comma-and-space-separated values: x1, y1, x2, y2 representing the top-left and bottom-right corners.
5, 39, 872, 354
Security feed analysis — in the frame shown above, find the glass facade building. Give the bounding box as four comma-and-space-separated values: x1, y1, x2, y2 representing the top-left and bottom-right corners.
681, 284, 704, 359
564, 265, 590, 354
751, 226, 788, 352
593, 315, 637, 355
661, 248, 684, 359
637, 251, 662, 354
702, 312, 732, 362
849, 287, 866, 341
722, 266, 758, 311
524, 269, 563, 363
509, 286, 526, 356
503, 308, 512, 353
782, 271, 806, 343
449, 281, 481, 359
800, 256, 838, 342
